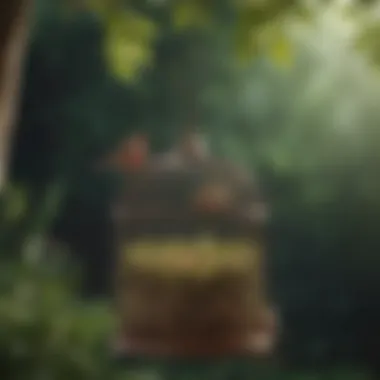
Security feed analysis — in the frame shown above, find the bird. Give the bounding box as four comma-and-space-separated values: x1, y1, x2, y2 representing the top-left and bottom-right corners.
97, 133, 149, 173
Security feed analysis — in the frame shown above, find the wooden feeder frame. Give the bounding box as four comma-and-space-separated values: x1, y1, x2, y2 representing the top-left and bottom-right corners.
110, 135, 273, 358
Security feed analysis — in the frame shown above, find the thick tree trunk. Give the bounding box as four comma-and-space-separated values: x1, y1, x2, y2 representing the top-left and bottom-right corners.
0, 0, 33, 190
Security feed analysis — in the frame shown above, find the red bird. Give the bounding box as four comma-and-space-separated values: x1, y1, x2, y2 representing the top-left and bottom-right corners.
100, 134, 149, 172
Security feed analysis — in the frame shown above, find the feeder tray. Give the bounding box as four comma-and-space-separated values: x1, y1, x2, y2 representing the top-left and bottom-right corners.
108, 132, 275, 358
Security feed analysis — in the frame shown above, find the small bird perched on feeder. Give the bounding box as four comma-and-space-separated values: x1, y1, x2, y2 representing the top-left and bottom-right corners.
153, 128, 210, 171
99, 129, 210, 173
98, 133, 149, 173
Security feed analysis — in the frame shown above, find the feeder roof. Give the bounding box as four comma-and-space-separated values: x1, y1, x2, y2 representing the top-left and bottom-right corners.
107, 132, 268, 228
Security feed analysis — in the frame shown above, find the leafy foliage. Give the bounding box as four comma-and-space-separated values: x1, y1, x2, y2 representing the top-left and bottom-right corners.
77, 0, 305, 80
0, 248, 116, 380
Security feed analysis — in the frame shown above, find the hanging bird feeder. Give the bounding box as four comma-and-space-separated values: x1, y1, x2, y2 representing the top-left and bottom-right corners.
105, 131, 277, 357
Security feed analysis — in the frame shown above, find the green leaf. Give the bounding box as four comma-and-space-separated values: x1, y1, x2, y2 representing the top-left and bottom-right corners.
171, 0, 212, 30
267, 32, 293, 68
104, 11, 157, 81
105, 34, 153, 81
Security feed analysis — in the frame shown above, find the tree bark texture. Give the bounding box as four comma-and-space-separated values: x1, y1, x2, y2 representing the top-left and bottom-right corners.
0, 0, 33, 189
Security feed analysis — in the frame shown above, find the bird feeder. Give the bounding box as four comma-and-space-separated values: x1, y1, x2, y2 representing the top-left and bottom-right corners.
106, 132, 277, 357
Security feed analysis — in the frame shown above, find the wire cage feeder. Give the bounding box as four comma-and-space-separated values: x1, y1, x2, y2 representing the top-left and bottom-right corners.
108, 133, 276, 358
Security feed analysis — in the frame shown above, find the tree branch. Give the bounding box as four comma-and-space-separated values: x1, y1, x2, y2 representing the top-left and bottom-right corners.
0, 0, 33, 190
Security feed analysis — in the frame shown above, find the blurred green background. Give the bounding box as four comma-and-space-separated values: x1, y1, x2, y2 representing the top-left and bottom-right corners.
2, 0, 380, 379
